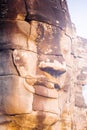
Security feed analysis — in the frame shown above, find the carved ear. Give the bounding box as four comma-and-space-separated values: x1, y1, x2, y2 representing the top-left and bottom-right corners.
13, 49, 37, 77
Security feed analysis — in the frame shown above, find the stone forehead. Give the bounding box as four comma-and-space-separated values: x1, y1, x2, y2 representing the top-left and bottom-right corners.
26, 0, 67, 27
0, 0, 68, 27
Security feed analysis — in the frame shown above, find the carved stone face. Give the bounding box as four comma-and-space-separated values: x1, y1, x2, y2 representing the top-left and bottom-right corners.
0, 0, 71, 129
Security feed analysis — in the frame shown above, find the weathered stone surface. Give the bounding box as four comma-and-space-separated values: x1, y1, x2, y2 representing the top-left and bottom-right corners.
33, 95, 59, 114
0, 0, 87, 130
0, 50, 18, 75
13, 49, 37, 77
0, 76, 33, 114
0, 21, 30, 50
34, 85, 58, 98
0, 0, 27, 20
25, 0, 66, 28
72, 36, 87, 130
0, 112, 58, 129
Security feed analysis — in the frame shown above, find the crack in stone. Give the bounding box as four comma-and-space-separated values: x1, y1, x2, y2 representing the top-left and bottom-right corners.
12, 52, 21, 76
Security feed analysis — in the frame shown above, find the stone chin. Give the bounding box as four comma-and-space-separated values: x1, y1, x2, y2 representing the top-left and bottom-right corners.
0, 111, 58, 129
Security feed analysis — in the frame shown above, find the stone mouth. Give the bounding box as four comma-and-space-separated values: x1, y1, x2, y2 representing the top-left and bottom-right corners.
33, 85, 58, 99
25, 75, 61, 88
24, 81, 59, 99
0, 74, 60, 98
0, 74, 60, 99
25, 76, 61, 98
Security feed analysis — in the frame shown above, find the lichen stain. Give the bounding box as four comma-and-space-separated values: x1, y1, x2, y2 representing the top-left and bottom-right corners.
60, 110, 73, 130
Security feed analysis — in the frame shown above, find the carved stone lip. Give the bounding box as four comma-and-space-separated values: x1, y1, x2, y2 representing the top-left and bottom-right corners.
25, 76, 60, 98
24, 80, 59, 98
33, 85, 58, 99
25, 75, 61, 89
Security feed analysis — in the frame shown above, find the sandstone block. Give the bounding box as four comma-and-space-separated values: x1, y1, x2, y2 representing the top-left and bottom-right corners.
0, 21, 30, 50
0, 76, 33, 114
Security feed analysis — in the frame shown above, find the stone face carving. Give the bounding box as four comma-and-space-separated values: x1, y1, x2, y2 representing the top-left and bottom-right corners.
1, 0, 87, 130
0, 1, 67, 130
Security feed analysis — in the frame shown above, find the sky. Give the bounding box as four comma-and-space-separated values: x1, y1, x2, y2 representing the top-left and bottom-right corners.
67, 1, 87, 104
82, 85, 87, 105
67, 0, 87, 39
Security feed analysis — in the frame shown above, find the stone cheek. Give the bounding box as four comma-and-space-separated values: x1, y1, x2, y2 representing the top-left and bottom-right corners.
13, 49, 37, 77
0, 76, 33, 114
0, 21, 30, 50
0, 50, 18, 76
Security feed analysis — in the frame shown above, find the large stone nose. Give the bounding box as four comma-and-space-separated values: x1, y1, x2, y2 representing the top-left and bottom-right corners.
39, 54, 66, 76
34, 21, 67, 76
